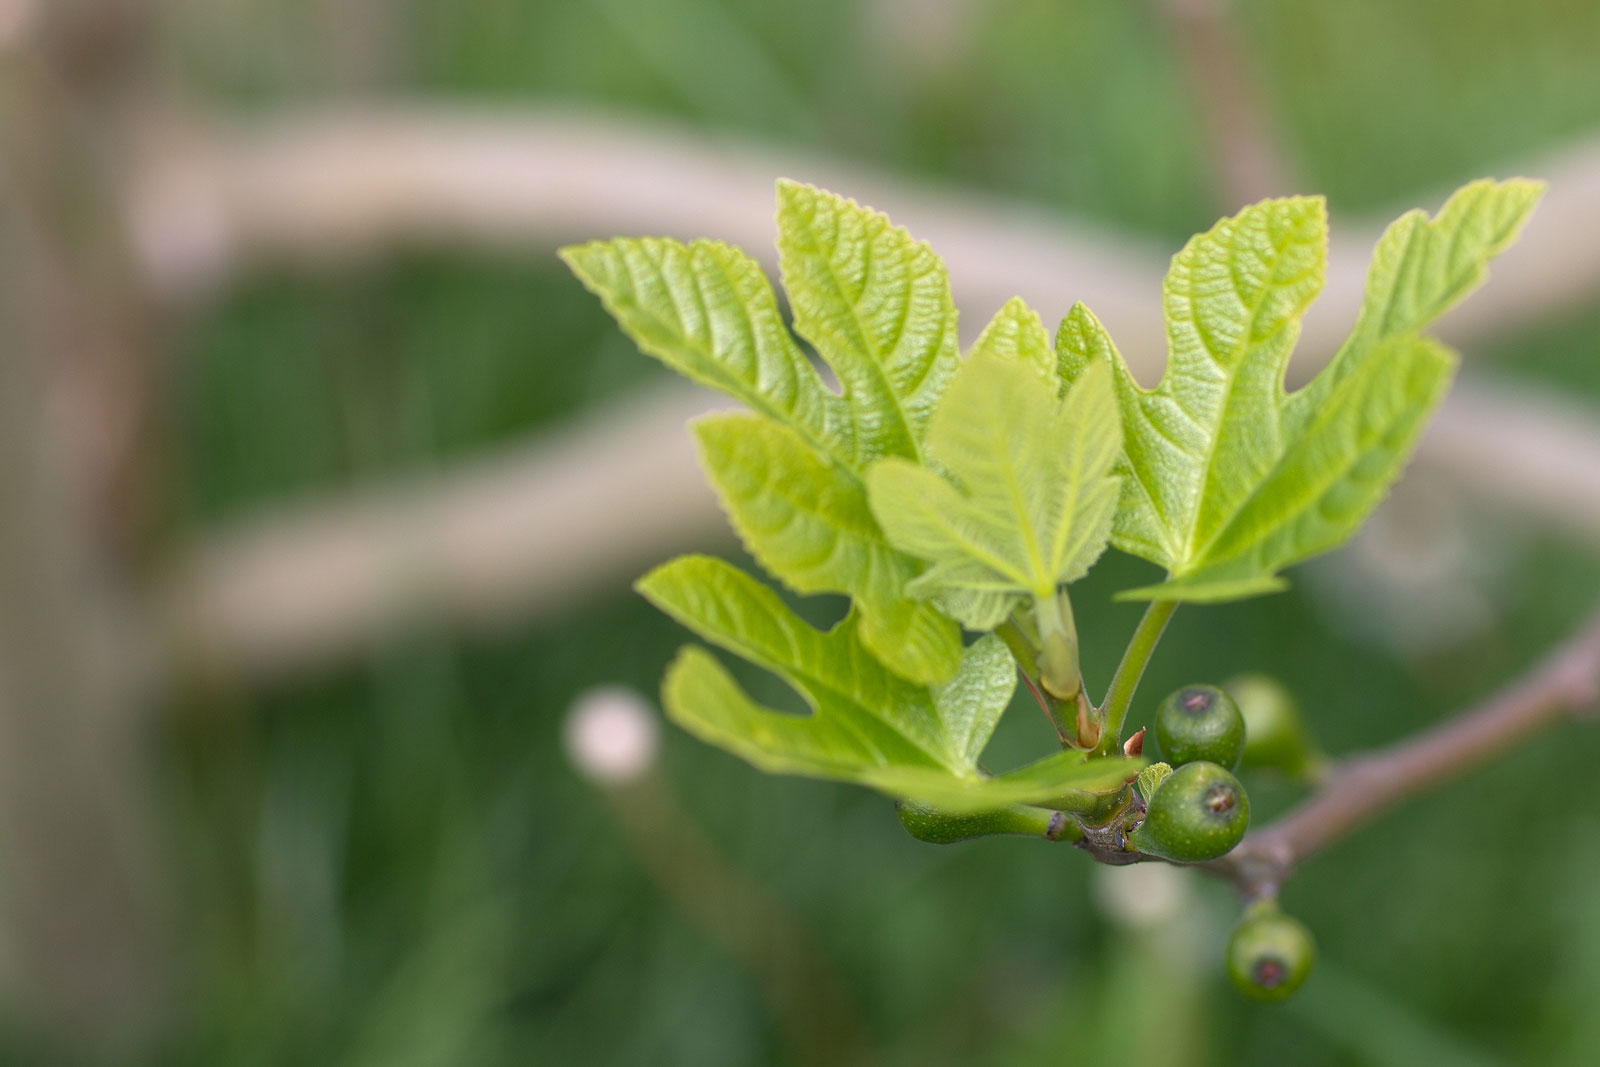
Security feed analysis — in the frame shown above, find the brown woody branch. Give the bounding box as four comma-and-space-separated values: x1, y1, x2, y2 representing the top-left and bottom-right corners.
1205, 605, 1600, 899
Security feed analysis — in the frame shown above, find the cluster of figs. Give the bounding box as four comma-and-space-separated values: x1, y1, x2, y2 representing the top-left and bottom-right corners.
1139, 681, 1315, 1001
899, 675, 1321, 1000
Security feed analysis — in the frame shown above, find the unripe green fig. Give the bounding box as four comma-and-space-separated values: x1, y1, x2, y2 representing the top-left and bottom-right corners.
1153, 685, 1245, 770
1128, 760, 1249, 862
1226, 673, 1324, 782
896, 801, 1071, 844
1227, 902, 1316, 1001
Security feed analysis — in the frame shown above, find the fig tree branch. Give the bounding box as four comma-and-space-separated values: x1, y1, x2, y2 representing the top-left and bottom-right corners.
1206, 603, 1600, 899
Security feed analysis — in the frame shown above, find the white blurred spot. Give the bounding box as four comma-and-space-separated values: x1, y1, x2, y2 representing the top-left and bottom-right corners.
1093, 861, 1187, 928
564, 686, 661, 785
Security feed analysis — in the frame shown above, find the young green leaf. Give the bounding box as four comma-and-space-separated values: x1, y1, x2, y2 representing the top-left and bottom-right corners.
639, 555, 1143, 812
865, 300, 1121, 630
558, 236, 848, 462
692, 413, 960, 683
776, 179, 961, 467
562, 182, 968, 683
1136, 761, 1173, 803
1058, 178, 1542, 602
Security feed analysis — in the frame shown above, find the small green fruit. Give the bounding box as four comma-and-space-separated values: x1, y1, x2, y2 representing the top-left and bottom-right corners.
1153, 685, 1245, 770
1128, 760, 1249, 862
1226, 673, 1323, 782
1227, 903, 1316, 1001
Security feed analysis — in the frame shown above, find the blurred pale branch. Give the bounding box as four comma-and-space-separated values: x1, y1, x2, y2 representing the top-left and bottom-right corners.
159, 373, 1600, 680
159, 385, 732, 680
119, 106, 1184, 366
133, 107, 1600, 682
124, 106, 1600, 376
1422, 382, 1600, 544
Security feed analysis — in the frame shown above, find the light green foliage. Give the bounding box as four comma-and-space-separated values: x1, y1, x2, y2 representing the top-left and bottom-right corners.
639, 556, 1141, 811
866, 299, 1121, 629
569, 177, 1536, 816
775, 179, 961, 467
1059, 179, 1542, 602
691, 413, 961, 685
562, 181, 963, 684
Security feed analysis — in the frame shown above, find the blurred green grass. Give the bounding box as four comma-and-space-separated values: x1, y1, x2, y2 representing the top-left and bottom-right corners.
108, 1, 1600, 1065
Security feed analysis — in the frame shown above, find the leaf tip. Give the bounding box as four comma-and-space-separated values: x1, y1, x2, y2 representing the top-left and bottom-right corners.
775, 176, 831, 221
1062, 300, 1099, 327
633, 553, 712, 606
774, 178, 920, 256
555, 239, 602, 282
631, 561, 672, 603
685, 408, 745, 447
1056, 301, 1126, 390
773, 175, 808, 199
1487, 175, 1547, 232
995, 293, 1034, 319
1500, 175, 1548, 197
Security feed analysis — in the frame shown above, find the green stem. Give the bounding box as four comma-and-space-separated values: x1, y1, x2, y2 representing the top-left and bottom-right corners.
1093, 600, 1178, 757
1034, 590, 1081, 700
996, 618, 1040, 677
996, 620, 1074, 745
896, 801, 1082, 844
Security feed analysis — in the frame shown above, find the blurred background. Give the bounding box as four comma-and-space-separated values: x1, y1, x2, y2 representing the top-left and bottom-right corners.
3, 0, 1600, 1064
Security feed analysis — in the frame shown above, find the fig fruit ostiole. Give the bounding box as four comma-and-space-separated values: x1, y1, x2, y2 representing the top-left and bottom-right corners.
1152, 684, 1246, 770
1227, 900, 1316, 1001
1127, 759, 1249, 862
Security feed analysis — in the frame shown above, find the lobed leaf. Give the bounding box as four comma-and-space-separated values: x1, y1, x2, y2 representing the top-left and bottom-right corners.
776, 179, 961, 467
563, 183, 968, 684
1059, 179, 1542, 602
560, 236, 848, 461
639, 555, 1142, 812
692, 414, 961, 682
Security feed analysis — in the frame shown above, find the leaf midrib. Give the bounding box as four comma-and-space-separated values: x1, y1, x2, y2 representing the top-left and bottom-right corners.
1168, 223, 1316, 569
787, 205, 932, 467
981, 394, 1053, 597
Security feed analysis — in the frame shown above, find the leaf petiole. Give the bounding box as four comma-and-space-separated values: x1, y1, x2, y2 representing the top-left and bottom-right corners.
996, 619, 1074, 745
1092, 599, 1178, 757
1034, 589, 1081, 701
